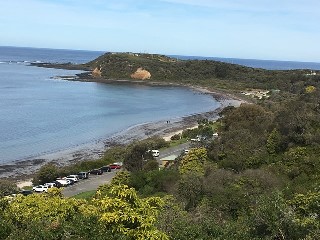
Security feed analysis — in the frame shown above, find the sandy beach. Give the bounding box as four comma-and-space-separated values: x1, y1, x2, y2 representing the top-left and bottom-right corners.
0, 86, 243, 182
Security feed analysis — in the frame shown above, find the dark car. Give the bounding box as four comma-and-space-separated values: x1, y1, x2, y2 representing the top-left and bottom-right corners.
52, 181, 64, 188
78, 171, 89, 179
109, 164, 121, 169
99, 166, 111, 172
66, 179, 75, 185
19, 190, 33, 196
89, 169, 103, 175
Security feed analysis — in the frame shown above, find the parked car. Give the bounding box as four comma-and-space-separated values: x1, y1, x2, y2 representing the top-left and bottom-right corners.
78, 171, 89, 179
65, 175, 79, 182
19, 190, 33, 196
99, 166, 111, 172
147, 150, 160, 157
113, 162, 123, 166
190, 136, 201, 142
55, 178, 70, 187
64, 178, 74, 185
151, 150, 160, 157
44, 182, 57, 188
33, 185, 50, 192
52, 181, 63, 188
184, 149, 189, 154
109, 164, 121, 169
89, 169, 103, 175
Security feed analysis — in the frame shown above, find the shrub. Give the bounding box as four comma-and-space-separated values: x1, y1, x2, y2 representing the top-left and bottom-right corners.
171, 134, 181, 141
0, 180, 18, 197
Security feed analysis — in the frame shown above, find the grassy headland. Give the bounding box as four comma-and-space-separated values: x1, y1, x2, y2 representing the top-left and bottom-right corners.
35, 52, 319, 95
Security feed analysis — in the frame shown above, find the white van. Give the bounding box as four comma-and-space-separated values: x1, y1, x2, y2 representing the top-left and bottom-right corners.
151, 150, 160, 157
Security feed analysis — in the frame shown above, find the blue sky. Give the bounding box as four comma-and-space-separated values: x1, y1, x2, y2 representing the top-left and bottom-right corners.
1, 0, 319, 62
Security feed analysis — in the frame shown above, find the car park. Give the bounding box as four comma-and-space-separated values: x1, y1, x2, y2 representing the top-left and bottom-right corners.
89, 169, 103, 175
33, 185, 50, 192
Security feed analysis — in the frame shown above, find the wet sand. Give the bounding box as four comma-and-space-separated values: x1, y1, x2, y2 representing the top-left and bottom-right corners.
0, 86, 243, 181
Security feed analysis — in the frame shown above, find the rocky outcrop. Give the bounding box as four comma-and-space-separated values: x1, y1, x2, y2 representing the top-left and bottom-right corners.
130, 67, 151, 80
92, 67, 102, 78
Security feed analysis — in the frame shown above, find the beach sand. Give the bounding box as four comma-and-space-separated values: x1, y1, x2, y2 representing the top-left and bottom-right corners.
0, 89, 243, 183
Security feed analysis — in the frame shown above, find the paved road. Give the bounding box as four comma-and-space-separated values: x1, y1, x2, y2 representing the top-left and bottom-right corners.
62, 143, 191, 197
158, 142, 190, 159
62, 170, 117, 197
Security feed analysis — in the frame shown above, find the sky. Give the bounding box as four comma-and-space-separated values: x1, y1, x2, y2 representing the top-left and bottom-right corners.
0, 0, 319, 62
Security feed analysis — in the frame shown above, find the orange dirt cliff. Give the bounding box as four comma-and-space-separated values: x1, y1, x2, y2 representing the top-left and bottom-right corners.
130, 67, 151, 80
92, 67, 102, 78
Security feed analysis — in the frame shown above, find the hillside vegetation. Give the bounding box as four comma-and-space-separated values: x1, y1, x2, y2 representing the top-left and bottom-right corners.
83, 52, 318, 91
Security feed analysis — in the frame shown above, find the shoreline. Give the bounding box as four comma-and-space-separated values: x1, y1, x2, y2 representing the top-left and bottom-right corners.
0, 72, 244, 182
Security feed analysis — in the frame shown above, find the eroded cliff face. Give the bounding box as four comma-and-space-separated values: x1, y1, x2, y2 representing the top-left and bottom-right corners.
92, 67, 102, 78
130, 67, 151, 80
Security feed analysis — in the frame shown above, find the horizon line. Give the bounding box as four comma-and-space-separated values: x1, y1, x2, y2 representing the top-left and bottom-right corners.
1, 45, 320, 64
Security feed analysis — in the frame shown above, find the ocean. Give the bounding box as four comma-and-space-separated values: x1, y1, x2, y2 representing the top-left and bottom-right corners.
1, 46, 319, 164
172, 55, 320, 70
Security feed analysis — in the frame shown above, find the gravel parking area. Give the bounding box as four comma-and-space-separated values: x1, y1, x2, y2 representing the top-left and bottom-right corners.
62, 170, 117, 197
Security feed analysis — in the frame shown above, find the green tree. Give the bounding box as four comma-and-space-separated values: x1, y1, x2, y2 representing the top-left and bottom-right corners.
247, 192, 301, 240
143, 160, 159, 171
267, 128, 282, 154
32, 163, 59, 185
179, 148, 208, 175
0, 180, 18, 197
178, 173, 204, 210
94, 184, 169, 239
124, 142, 149, 172
289, 191, 320, 231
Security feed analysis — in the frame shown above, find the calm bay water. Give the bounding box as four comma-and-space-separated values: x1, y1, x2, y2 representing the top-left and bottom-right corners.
1, 46, 319, 164
0, 47, 220, 163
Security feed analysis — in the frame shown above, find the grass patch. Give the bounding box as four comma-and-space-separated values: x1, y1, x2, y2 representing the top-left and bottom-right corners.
72, 190, 96, 200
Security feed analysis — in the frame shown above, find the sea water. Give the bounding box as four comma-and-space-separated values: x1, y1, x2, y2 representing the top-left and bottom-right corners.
0, 47, 220, 163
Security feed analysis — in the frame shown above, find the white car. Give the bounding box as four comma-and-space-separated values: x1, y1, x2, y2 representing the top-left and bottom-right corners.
65, 175, 79, 182
44, 182, 57, 188
191, 136, 201, 142
113, 162, 123, 166
56, 178, 70, 186
32, 185, 50, 192
151, 150, 160, 157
